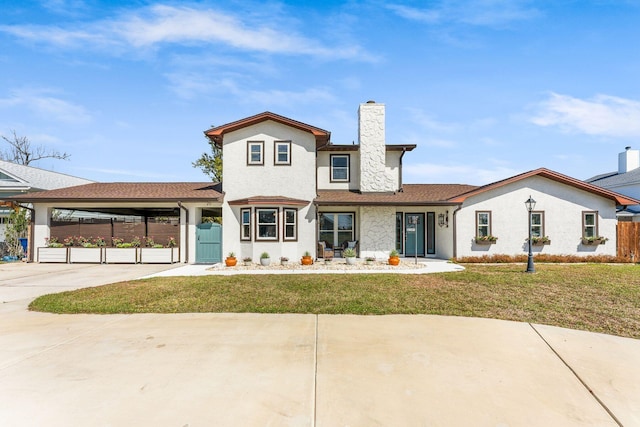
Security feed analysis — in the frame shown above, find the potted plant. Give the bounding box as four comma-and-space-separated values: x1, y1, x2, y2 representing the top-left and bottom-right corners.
243, 256, 252, 266
38, 237, 68, 263
475, 235, 498, 244
365, 257, 375, 265
105, 237, 138, 264
388, 249, 400, 266
280, 256, 289, 266
301, 251, 313, 265
260, 252, 271, 266
225, 252, 237, 267
343, 248, 357, 265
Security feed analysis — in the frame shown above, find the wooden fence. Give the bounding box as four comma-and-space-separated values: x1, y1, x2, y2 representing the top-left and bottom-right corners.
617, 222, 640, 261
51, 217, 180, 247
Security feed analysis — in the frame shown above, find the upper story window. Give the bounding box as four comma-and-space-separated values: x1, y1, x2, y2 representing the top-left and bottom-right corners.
274, 141, 291, 166
256, 208, 278, 240
330, 154, 350, 182
531, 211, 544, 237
583, 211, 598, 238
247, 141, 264, 165
476, 211, 491, 237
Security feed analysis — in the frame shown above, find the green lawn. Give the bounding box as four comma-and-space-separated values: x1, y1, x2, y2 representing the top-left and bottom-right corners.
30, 263, 640, 339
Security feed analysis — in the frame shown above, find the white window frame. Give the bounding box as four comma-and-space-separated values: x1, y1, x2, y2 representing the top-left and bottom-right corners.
330, 154, 350, 182
583, 211, 598, 238
531, 211, 544, 238
476, 211, 491, 237
240, 208, 251, 241
247, 141, 264, 165
256, 208, 278, 241
274, 141, 291, 166
283, 208, 297, 241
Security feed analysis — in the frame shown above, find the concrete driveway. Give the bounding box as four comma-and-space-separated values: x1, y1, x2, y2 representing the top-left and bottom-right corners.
1, 262, 640, 426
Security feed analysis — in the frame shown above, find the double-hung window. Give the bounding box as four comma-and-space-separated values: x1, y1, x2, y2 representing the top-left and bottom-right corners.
247, 141, 264, 165
583, 211, 598, 238
284, 208, 297, 240
476, 211, 491, 237
330, 154, 350, 182
274, 141, 291, 165
256, 208, 278, 240
240, 208, 251, 240
531, 211, 544, 238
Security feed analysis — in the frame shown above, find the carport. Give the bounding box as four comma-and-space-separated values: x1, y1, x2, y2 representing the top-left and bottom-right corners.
7, 182, 224, 264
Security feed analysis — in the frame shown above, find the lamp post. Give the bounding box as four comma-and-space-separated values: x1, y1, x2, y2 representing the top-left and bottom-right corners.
525, 196, 536, 273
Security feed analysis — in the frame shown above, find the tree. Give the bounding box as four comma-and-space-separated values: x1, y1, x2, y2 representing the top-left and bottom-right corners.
1, 130, 70, 165
193, 134, 222, 182
4, 208, 28, 257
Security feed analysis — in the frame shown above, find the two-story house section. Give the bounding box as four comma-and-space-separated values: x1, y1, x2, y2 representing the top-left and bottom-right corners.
204, 112, 331, 262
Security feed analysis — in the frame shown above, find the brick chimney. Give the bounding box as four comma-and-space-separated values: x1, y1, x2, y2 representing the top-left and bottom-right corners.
619, 146, 640, 174
358, 101, 394, 192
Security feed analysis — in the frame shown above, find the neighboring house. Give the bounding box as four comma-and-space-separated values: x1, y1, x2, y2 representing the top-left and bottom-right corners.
586, 147, 640, 221
0, 160, 93, 242
9, 101, 639, 263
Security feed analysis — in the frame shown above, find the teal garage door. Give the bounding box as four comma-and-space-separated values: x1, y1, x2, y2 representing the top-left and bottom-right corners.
196, 223, 222, 263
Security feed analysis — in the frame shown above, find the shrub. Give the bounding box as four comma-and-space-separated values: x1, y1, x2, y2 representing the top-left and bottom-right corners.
454, 254, 632, 264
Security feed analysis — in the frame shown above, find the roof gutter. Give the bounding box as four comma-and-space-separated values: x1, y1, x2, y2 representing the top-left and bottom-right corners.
177, 201, 189, 263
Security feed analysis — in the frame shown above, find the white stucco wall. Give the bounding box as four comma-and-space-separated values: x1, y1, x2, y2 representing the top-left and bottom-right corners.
359, 102, 396, 193
316, 151, 361, 190
455, 176, 618, 258
359, 206, 396, 259
221, 120, 318, 260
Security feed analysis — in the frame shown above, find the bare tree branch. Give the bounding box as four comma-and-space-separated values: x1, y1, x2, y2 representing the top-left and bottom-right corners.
1, 130, 70, 165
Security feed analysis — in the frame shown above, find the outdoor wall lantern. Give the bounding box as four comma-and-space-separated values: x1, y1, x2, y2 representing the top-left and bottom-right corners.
438, 211, 449, 228
525, 196, 536, 273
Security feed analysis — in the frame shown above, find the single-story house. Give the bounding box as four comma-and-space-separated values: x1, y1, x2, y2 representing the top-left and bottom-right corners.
0, 159, 93, 243
8, 101, 639, 263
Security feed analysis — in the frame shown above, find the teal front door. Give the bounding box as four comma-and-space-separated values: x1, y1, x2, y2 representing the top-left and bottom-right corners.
405, 213, 425, 256
196, 223, 222, 263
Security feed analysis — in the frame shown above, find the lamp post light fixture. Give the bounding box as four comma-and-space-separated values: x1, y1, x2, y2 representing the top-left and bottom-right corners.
525, 195, 536, 273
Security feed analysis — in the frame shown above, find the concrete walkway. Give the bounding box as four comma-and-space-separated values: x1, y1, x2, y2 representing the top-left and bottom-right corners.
1, 262, 639, 426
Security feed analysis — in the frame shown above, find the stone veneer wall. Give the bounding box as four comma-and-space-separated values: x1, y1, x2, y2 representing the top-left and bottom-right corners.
359, 206, 396, 259
358, 102, 395, 192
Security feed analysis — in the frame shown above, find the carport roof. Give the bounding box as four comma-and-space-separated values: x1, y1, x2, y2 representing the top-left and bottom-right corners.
6, 182, 224, 203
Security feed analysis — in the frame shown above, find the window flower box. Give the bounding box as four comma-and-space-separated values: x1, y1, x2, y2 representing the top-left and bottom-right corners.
37, 247, 68, 263
475, 236, 498, 244
582, 237, 608, 245
139, 247, 180, 264
531, 236, 551, 246
104, 247, 138, 264
69, 247, 103, 263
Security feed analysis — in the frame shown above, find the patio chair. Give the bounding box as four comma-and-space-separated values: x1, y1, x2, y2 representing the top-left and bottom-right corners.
318, 241, 334, 259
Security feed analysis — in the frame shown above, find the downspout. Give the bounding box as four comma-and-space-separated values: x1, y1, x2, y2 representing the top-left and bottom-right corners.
177, 201, 189, 263
399, 148, 407, 191
15, 203, 35, 263
451, 204, 462, 260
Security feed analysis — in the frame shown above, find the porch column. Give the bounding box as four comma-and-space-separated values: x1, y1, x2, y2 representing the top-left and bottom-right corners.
32, 204, 52, 262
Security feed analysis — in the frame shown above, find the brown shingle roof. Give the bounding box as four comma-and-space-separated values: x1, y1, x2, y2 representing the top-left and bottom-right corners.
228, 195, 310, 206
315, 184, 477, 206
204, 111, 331, 148
448, 168, 640, 206
6, 182, 223, 203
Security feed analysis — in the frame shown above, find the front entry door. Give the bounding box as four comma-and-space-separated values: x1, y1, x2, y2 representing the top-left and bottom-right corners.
405, 213, 425, 257
196, 223, 222, 263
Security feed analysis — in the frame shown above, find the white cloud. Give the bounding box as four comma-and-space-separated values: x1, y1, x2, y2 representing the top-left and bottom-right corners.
531, 92, 640, 138
387, 0, 539, 27
405, 108, 458, 132
1, 4, 371, 61
0, 89, 92, 124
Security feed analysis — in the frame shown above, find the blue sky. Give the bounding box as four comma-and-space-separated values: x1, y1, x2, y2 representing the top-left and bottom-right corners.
1, 0, 640, 185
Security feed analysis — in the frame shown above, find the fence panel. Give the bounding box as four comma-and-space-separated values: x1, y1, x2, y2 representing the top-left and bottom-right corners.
617, 222, 640, 261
